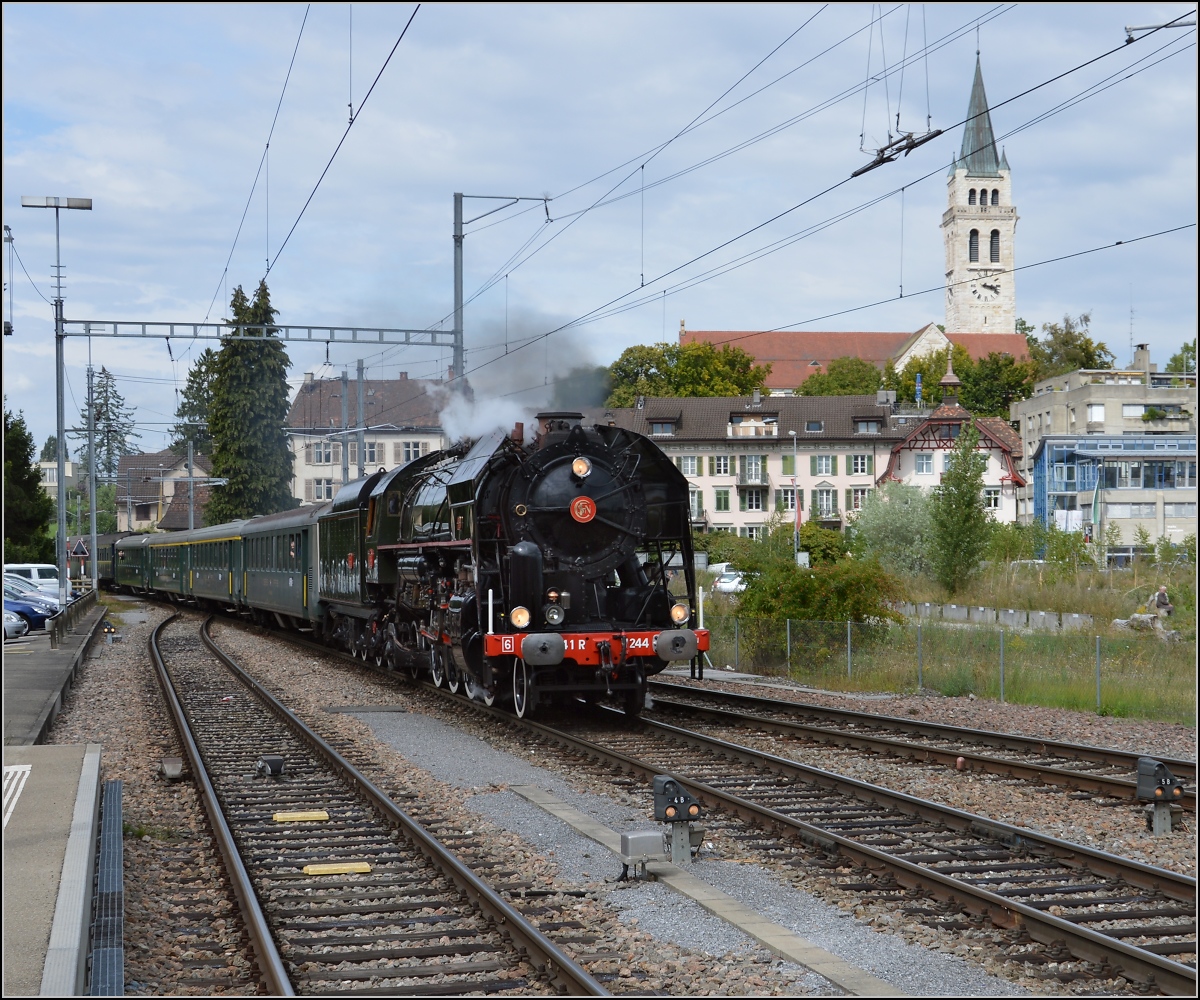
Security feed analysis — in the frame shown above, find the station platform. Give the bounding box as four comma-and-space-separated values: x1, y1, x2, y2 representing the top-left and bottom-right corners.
4, 603, 107, 747
3, 743, 102, 996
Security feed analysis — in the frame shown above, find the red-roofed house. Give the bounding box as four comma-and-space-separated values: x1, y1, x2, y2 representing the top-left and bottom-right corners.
680, 323, 1028, 393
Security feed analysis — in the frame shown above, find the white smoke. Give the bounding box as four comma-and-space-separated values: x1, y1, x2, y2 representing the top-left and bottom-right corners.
435, 388, 537, 445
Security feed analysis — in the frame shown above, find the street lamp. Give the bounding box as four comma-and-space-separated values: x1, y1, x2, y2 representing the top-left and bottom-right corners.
21, 196, 92, 606
789, 430, 798, 566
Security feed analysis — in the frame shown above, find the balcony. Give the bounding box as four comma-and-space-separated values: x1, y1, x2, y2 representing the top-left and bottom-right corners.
689, 507, 707, 523
727, 422, 778, 438
735, 472, 771, 487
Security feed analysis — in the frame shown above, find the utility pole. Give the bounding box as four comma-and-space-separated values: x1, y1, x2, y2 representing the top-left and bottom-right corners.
341, 370, 349, 485
21, 195, 92, 605
454, 193, 551, 386
188, 439, 195, 530
87, 365, 98, 591
356, 358, 365, 479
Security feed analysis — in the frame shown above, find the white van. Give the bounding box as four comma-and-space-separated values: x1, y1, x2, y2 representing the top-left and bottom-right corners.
4, 563, 64, 599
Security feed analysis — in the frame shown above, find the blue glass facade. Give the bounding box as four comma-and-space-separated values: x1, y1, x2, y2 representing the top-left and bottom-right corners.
1030, 435, 1197, 527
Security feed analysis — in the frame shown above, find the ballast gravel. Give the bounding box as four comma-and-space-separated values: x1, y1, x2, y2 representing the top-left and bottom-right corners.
358, 709, 1029, 996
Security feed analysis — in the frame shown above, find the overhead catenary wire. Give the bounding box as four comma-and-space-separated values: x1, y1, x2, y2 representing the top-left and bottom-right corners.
202, 4, 311, 323
264, 4, 420, 279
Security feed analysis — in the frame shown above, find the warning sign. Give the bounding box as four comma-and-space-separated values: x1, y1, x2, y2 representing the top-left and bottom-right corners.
71, 539, 89, 557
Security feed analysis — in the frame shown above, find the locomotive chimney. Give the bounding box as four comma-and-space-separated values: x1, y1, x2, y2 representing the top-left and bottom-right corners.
510, 422, 524, 443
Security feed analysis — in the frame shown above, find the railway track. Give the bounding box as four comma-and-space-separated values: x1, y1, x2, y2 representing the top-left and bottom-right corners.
198, 613, 1197, 992
149, 613, 607, 996
646, 679, 1196, 811
515, 708, 1196, 995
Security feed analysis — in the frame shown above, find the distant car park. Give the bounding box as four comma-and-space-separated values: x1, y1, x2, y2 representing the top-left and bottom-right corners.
4, 573, 61, 609
4, 595, 54, 631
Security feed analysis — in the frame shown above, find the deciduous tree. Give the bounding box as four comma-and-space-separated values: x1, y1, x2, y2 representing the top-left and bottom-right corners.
928, 422, 991, 594
206, 282, 296, 523
795, 356, 881, 396
605, 341, 771, 407
850, 481, 932, 576
1166, 338, 1196, 375
1025, 313, 1114, 379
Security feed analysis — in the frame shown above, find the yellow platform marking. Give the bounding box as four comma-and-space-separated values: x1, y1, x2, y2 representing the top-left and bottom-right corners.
274, 810, 330, 823
303, 861, 370, 876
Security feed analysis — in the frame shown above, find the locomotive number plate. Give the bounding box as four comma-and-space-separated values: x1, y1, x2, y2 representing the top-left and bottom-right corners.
570, 496, 597, 523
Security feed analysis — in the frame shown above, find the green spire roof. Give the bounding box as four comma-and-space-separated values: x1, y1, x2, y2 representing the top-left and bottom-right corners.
955, 56, 1002, 177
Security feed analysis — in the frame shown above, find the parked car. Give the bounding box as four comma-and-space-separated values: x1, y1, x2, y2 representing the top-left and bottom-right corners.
707, 562, 733, 577
4, 563, 77, 600
4, 595, 54, 631
5, 609, 30, 639
4, 573, 61, 610
712, 571, 747, 594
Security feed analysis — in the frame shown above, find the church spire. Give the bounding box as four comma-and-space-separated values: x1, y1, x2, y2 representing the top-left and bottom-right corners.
956, 56, 1002, 177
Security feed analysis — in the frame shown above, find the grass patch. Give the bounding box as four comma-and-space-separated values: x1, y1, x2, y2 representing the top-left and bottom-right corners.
99, 593, 142, 615
704, 615, 1196, 726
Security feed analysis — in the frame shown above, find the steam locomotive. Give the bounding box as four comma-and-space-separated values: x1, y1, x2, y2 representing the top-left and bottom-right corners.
113, 412, 708, 716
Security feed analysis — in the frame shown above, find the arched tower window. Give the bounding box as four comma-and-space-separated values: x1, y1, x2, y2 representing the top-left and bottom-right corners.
991, 189, 1000, 206
968, 189, 976, 206
969, 229, 979, 262
990, 229, 1000, 262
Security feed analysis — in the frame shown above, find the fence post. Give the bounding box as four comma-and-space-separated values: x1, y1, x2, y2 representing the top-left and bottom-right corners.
847, 621, 852, 680
999, 628, 1005, 704
786, 618, 791, 677
917, 623, 923, 690
1095, 635, 1102, 713
734, 617, 739, 670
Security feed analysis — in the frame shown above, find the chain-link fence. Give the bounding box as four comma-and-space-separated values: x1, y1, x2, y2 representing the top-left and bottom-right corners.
700, 616, 1195, 724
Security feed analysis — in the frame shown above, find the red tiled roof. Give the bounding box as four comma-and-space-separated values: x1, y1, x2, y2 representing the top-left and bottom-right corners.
680, 329, 1030, 391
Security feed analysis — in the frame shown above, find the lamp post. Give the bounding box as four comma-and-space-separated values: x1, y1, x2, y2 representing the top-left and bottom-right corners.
21, 196, 92, 606
789, 430, 798, 566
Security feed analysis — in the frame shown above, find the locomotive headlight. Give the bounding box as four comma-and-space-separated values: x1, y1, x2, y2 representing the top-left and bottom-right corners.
545, 604, 565, 625
510, 606, 531, 629
670, 602, 691, 624
571, 456, 592, 479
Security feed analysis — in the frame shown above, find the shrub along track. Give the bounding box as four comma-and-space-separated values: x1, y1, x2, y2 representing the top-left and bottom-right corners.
151, 613, 606, 996
644, 680, 1196, 812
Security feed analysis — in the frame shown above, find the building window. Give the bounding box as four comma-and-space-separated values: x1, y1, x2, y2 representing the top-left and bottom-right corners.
805, 420, 823, 432
969, 229, 979, 262
714, 488, 730, 512
990, 229, 1000, 262
851, 454, 871, 475
943, 453, 955, 473
363, 442, 379, 465
741, 488, 764, 512
711, 455, 730, 476
991, 189, 999, 206
1107, 503, 1157, 519
678, 456, 698, 476
744, 525, 762, 541
688, 489, 703, 518
1122, 404, 1145, 417
650, 421, 675, 436
394, 441, 426, 465
1086, 403, 1105, 423
1165, 502, 1197, 517
777, 488, 796, 512
855, 420, 880, 434
850, 487, 870, 511
816, 489, 836, 516
985, 488, 1001, 509
915, 453, 933, 474
968, 188, 976, 205
744, 455, 763, 481
815, 454, 833, 476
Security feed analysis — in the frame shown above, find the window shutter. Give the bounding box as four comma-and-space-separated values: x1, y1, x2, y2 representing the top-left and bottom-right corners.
774, 491, 783, 512
305, 443, 313, 464
831, 456, 838, 476
739, 491, 747, 512
811, 489, 817, 513
349, 442, 357, 464
674, 457, 681, 469
867, 454, 874, 475
797, 490, 803, 510
707, 456, 714, 476
781, 454, 793, 476
846, 489, 852, 512
304, 480, 313, 501
421, 441, 429, 455
809, 455, 817, 476
332, 443, 341, 464
761, 455, 768, 477
738, 455, 747, 477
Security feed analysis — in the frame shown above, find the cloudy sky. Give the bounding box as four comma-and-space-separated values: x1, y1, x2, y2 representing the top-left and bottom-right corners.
3, 3, 1196, 453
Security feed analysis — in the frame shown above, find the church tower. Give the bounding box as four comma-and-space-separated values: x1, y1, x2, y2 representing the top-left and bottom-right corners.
943, 57, 1017, 333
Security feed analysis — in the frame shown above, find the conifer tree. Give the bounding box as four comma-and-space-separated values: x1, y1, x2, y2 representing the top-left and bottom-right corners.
928, 422, 992, 594
4, 402, 56, 561
170, 347, 218, 456
205, 282, 295, 523
74, 367, 140, 479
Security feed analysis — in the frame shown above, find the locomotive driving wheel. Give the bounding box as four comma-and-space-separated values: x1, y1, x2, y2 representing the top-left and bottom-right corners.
446, 652, 461, 695
430, 646, 445, 687
512, 658, 532, 718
